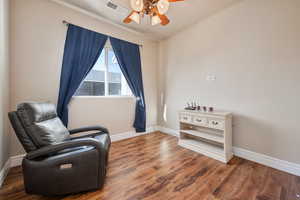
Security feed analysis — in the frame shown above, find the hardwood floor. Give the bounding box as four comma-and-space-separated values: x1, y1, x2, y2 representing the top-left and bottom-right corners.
0, 132, 299, 200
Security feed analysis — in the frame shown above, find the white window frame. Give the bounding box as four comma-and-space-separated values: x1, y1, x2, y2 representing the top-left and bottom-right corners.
74, 41, 133, 98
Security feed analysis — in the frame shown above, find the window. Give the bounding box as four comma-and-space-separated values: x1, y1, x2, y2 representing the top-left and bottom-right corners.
75, 41, 132, 97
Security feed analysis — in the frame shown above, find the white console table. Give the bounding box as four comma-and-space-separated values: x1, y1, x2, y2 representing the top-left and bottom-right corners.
178, 110, 233, 163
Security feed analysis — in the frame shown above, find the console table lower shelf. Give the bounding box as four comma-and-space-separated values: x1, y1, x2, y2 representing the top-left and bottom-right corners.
178, 138, 231, 163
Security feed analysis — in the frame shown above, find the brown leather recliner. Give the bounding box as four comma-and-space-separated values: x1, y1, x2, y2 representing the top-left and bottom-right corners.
8, 102, 111, 196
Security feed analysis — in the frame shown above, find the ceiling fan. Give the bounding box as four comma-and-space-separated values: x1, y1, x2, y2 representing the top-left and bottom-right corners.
123, 0, 184, 26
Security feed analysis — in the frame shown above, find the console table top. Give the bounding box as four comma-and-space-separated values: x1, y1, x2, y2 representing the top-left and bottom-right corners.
179, 110, 232, 117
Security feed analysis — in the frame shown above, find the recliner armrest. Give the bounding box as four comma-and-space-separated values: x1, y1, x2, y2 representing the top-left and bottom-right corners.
26, 138, 104, 160
69, 126, 109, 135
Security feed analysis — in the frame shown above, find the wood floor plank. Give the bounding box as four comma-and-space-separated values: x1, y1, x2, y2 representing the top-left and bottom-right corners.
0, 132, 298, 200
287, 175, 300, 200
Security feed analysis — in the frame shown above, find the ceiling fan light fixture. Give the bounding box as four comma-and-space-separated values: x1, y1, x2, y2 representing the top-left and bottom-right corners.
151, 15, 161, 26
157, 0, 170, 14
125, 0, 183, 26
129, 12, 141, 24
130, 0, 144, 12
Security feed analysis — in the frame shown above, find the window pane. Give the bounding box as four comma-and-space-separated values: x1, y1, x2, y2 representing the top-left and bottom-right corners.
109, 83, 121, 95
85, 50, 105, 82
108, 49, 132, 96
75, 44, 132, 97
108, 49, 121, 73
75, 81, 105, 96
75, 50, 106, 96
108, 49, 121, 84
93, 50, 105, 71
93, 82, 105, 96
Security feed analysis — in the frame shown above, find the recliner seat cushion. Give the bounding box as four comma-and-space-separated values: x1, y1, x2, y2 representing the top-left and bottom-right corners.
17, 102, 70, 147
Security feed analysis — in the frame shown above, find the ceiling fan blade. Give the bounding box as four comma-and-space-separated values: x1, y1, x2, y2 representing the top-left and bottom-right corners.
123, 11, 134, 24
158, 14, 170, 25
168, 0, 184, 2
152, 6, 170, 26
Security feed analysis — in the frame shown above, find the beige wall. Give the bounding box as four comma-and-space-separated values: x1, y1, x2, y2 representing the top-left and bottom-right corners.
9, 0, 300, 166
159, 0, 300, 164
10, 0, 158, 156
0, 0, 10, 169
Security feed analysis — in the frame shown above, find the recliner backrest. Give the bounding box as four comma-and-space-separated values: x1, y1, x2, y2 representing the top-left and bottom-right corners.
10, 102, 70, 150
8, 112, 38, 152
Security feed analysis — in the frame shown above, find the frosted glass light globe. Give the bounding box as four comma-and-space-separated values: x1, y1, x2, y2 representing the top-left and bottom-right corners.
129, 12, 140, 24
151, 15, 161, 26
157, 0, 169, 15
130, 0, 144, 12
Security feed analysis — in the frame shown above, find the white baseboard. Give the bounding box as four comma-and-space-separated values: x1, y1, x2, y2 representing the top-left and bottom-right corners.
10, 154, 26, 168
233, 147, 300, 177
157, 126, 300, 177
111, 126, 157, 142
9, 126, 159, 168
0, 159, 11, 187
157, 126, 179, 137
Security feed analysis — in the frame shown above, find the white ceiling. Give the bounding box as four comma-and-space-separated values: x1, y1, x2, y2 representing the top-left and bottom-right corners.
60, 0, 241, 40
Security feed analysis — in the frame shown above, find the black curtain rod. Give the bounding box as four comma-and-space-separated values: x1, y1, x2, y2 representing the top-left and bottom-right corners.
62, 20, 143, 47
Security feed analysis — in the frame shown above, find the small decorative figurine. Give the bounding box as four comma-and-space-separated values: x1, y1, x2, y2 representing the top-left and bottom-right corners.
185, 101, 215, 112
193, 102, 197, 110
185, 102, 196, 110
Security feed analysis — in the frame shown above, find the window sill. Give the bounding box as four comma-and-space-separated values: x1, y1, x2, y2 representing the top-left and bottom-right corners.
72, 96, 135, 99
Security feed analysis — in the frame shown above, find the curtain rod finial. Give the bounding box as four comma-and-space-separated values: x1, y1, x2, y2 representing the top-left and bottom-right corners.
62, 20, 69, 26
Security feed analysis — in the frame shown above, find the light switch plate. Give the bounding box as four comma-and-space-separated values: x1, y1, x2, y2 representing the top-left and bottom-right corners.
206, 75, 216, 81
